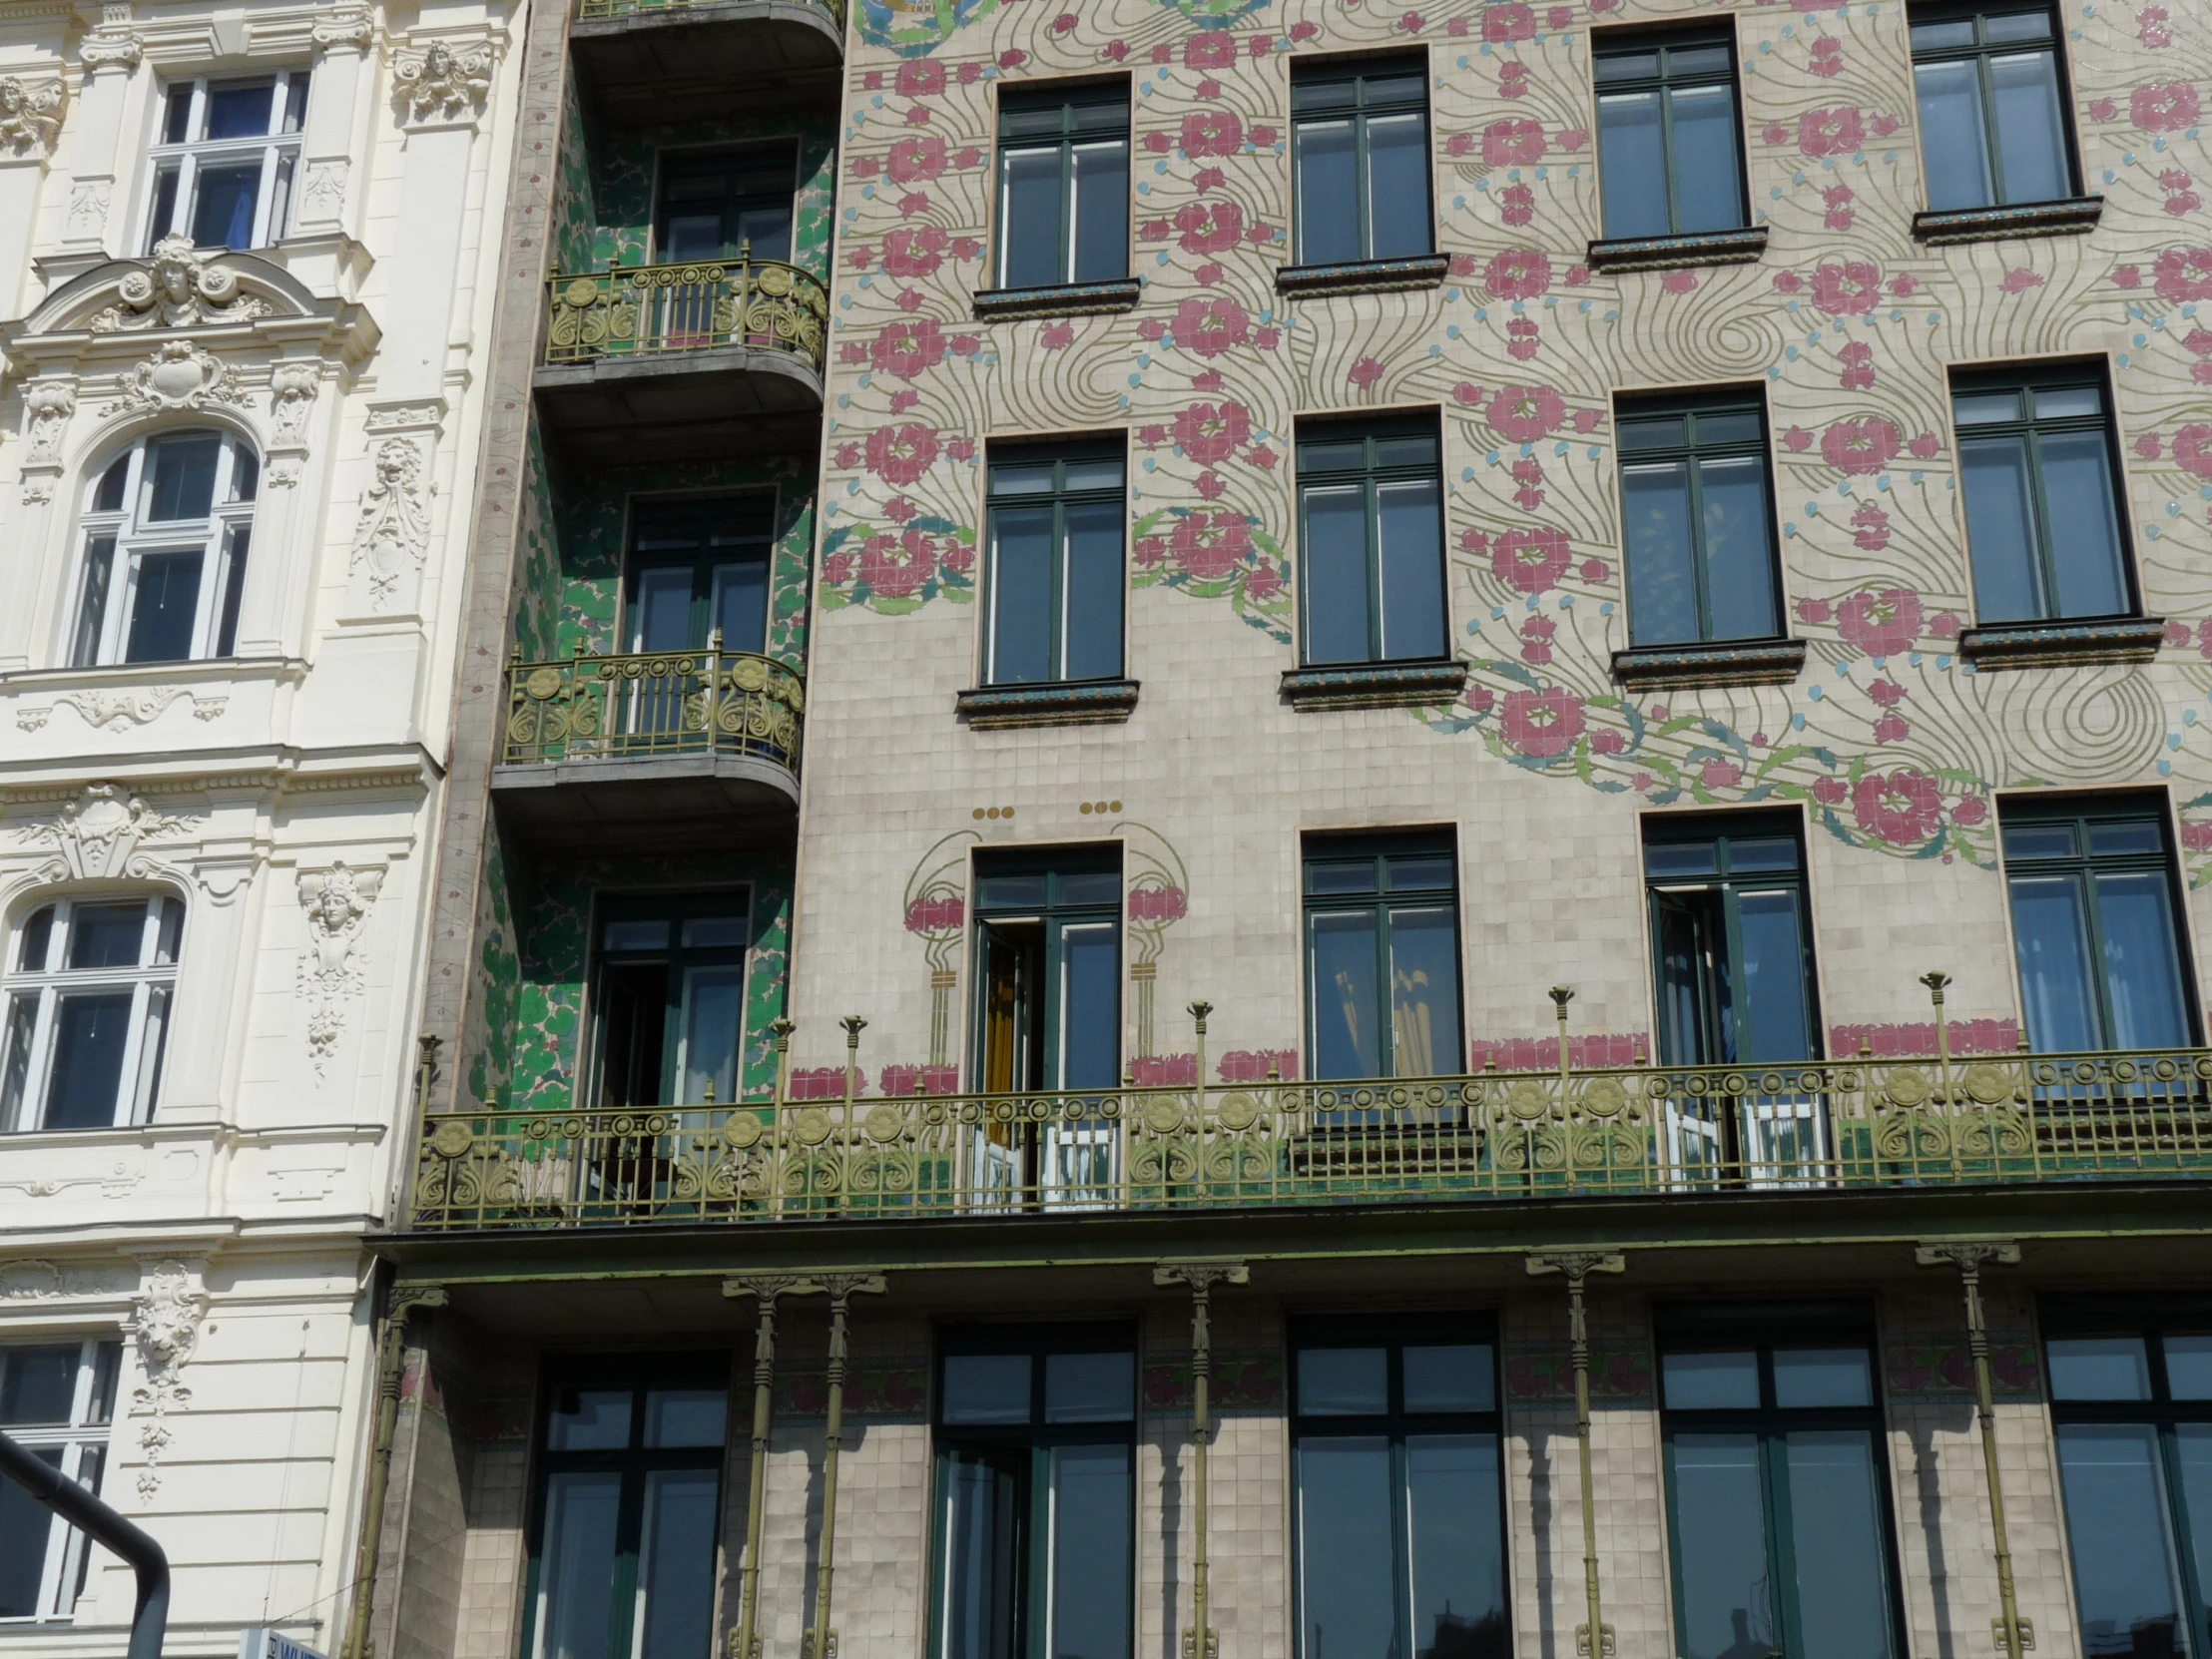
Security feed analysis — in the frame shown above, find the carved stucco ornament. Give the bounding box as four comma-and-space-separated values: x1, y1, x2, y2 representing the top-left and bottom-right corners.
91, 236, 267, 331
269, 362, 318, 445
298, 862, 382, 1078
106, 339, 245, 414
128, 1260, 207, 1497
0, 77, 65, 158
14, 783, 200, 880
350, 438, 433, 608
393, 38, 495, 125
17, 687, 226, 732
23, 381, 73, 463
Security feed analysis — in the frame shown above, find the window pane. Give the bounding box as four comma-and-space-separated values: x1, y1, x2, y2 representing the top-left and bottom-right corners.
1773, 1349, 1872, 1408
1667, 45, 1732, 76
0, 1347, 83, 1424
2093, 871, 2191, 1049
1387, 904, 1460, 1077
2173, 1423, 2212, 1636
1058, 919, 1119, 1089
1061, 499, 1124, 681
1670, 1432, 1774, 1659
1367, 112, 1432, 259
975, 873, 1047, 910
1070, 140, 1128, 282
678, 964, 743, 1105
736, 204, 793, 264
1784, 1430, 1897, 1659
1, 992, 35, 1131
2089, 821, 2162, 857
204, 82, 276, 139
162, 85, 194, 144
134, 985, 170, 1120
1960, 434, 2044, 623
2037, 385, 2104, 420
643, 1388, 726, 1448
2004, 824, 2076, 858
1623, 461, 1698, 646
1648, 841, 1718, 879
2167, 1336, 2212, 1399
2050, 1338, 2153, 1400
991, 463, 1055, 498
1727, 837, 1799, 874
638, 1469, 719, 1659
1734, 889, 1815, 1064
1304, 484, 1373, 664
1916, 60, 1994, 211
1299, 1348, 1387, 1415
1955, 390, 2024, 426
1595, 49, 1659, 82
1912, 19, 1977, 48
1619, 413, 1687, 452
1386, 854, 1454, 892
548, 1388, 633, 1450
631, 567, 694, 653
1056, 871, 1122, 906
988, 504, 1054, 685
1045, 1352, 1133, 1423
1376, 478, 1444, 661
44, 990, 134, 1130
1297, 1437, 1396, 1659
1698, 455, 1779, 642
1662, 1352, 1759, 1409
1989, 50, 2070, 204
943, 1354, 1031, 1424
712, 559, 770, 655
1407, 1434, 1508, 1659
126, 551, 204, 664
681, 917, 748, 951
191, 160, 264, 249
1597, 92, 1669, 239
942, 1449, 1021, 1659
540, 1471, 623, 1659
2009, 873, 2102, 1052
1693, 411, 1762, 447
70, 902, 151, 970
2055, 1423, 2187, 1659
1669, 84, 1745, 233
2038, 432, 2129, 619
1050, 1444, 1132, 1659
1000, 147, 1064, 288
1404, 1346, 1494, 1413
145, 433, 222, 522
604, 919, 670, 952
1311, 910, 1381, 1080
0, 1449, 57, 1615
1297, 119, 1361, 265
215, 525, 250, 657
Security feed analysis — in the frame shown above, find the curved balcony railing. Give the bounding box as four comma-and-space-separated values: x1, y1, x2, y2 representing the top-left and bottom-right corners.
410, 1034, 2212, 1231
502, 645, 804, 771
577, 0, 843, 19
542, 255, 829, 373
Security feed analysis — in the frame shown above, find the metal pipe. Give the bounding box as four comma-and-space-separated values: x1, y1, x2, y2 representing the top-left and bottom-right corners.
805, 1274, 886, 1659
1527, 1251, 1624, 1659
1155, 1260, 1248, 1659
727, 1277, 800, 1659
340, 1282, 445, 1659
0, 1426, 169, 1659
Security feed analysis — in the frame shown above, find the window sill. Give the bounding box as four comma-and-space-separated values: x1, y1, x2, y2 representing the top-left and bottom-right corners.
1611, 637, 1806, 691
955, 678, 1139, 729
1912, 196, 2103, 246
971, 278, 1142, 320
1585, 226, 1768, 274
1281, 660, 1467, 710
1274, 253, 1451, 298
1956, 616, 2163, 671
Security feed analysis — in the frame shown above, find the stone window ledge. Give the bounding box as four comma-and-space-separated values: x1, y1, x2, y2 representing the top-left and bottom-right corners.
1281, 659, 1467, 710
1585, 226, 1768, 274
1913, 197, 2103, 246
1274, 253, 1451, 298
955, 679, 1140, 729
971, 278, 1142, 320
1611, 637, 1806, 691
1957, 616, 2163, 671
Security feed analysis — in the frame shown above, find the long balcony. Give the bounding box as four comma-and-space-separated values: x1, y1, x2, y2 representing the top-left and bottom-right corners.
532, 257, 828, 464
569, 0, 844, 119
489, 644, 803, 848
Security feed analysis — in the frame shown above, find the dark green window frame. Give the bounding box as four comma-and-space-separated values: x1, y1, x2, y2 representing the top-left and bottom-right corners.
1290, 1317, 1509, 1659
1908, 1, 2079, 210
1289, 54, 1434, 265
1644, 814, 1820, 1069
983, 442, 1126, 687
929, 1323, 1138, 1659
1616, 393, 1784, 648
1296, 416, 1447, 667
1304, 832, 1463, 1082
1951, 364, 2138, 627
652, 142, 799, 264
1592, 27, 1749, 239
969, 844, 1122, 1096
1657, 1306, 1907, 1659
623, 494, 777, 657
994, 83, 1130, 289
588, 891, 754, 1110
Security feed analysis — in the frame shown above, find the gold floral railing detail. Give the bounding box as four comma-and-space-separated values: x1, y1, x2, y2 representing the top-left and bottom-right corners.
542, 254, 829, 371
576, 0, 844, 20
502, 643, 804, 770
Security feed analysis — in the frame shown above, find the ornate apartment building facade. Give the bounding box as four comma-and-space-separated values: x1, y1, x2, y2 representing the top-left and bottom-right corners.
93, 1, 2212, 1659
0, 0, 529, 1654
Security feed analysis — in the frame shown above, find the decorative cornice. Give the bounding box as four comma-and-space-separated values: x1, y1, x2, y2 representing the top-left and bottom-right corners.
0, 76, 65, 159
954, 677, 1139, 729
1610, 636, 1808, 692
971, 276, 1142, 321
1914, 196, 2103, 247
1585, 225, 1769, 275
1280, 658, 1467, 710
1956, 616, 2164, 671
1275, 252, 1451, 298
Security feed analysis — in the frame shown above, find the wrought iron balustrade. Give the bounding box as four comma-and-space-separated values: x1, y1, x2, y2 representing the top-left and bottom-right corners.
541, 255, 829, 371
576, 0, 844, 19
501, 645, 804, 770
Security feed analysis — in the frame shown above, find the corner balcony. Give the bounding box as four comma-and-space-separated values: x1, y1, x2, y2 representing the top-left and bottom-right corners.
532, 257, 828, 465
489, 644, 803, 850
569, 0, 844, 119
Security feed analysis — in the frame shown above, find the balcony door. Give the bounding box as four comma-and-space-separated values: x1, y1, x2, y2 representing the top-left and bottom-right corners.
656, 146, 797, 265
621, 497, 774, 741
591, 898, 752, 1112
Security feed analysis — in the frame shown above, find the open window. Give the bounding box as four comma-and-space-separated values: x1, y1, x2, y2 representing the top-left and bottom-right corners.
589, 897, 752, 1110
70, 430, 258, 668
1, 894, 184, 1133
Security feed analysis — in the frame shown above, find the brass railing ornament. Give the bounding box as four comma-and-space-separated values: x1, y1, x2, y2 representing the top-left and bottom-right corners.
541, 251, 828, 371
501, 644, 804, 772
1526, 1250, 1625, 1659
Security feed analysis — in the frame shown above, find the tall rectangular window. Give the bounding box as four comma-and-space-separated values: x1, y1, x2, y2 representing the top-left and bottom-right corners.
2043, 1301, 2212, 1659
932, 1326, 1135, 1659
1658, 1309, 1904, 1659
2, 895, 184, 1133
0, 1341, 121, 1621
655, 145, 796, 265
1298, 417, 1446, 666
625, 497, 775, 658
1999, 800, 2194, 1054
144, 74, 307, 252
1593, 30, 1748, 241
984, 445, 1125, 686
1617, 395, 1783, 649
1305, 834, 1462, 1081
1910, 2, 2076, 212
1954, 367, 2136, 627
590, 896, 753, 1110
1292, 1321, 1509, 1659
1290, 56, 1433, 267
995, 85, 1129, 290
526, 1360, 728, 1659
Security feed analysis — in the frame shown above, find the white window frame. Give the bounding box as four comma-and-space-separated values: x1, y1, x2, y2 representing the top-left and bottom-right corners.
0, 894, 185, 1134
141, 71, 307, 253
0, 1338, 121, 1622
70, 430, 259, 669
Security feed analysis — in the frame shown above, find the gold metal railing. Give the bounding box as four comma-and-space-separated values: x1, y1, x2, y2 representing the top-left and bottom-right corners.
576, 0, 844, 21
541, 254, 829, 371
502, 644, 804, 770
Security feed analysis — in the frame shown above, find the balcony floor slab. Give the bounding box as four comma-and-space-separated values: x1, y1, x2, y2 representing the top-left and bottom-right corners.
491, 752, 799, 850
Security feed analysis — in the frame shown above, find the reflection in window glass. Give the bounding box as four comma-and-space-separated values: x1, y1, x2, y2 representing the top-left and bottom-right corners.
1, 896, 183, 1134
1304, 838, 1462, 1082
984, 448, 1126, 686
1298, 421, 1446, 666
1617, 400, 1782, 649
1291, 59, 1434, 265
1911, 5, 2076, 211
1594, 32, 1748, 239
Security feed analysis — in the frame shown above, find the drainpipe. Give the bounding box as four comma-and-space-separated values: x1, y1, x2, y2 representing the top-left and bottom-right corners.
1917, 1241, 2031, 1659
1526, 1251, 1625, 1659
0, 1426, 169, 1659
341, 1282, 447, 1659
1155, 1259, 1249, 1659
805, 1274, 887, 1659
726, 1276, 814, 1659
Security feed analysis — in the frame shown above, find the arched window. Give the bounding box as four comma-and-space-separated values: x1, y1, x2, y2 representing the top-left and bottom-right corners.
0, 894, 183, 1133
69, 429, 258, 667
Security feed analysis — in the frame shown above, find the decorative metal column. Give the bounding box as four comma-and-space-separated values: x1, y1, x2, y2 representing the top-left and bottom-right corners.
725, 1276, 814, 1659
341, 1282, 447, 1659
1917, 1241, 2032, 1659
804, 1273, 887, 1659
1526, 1251, 1625, 1659
1155, 1259, 1249, 1659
